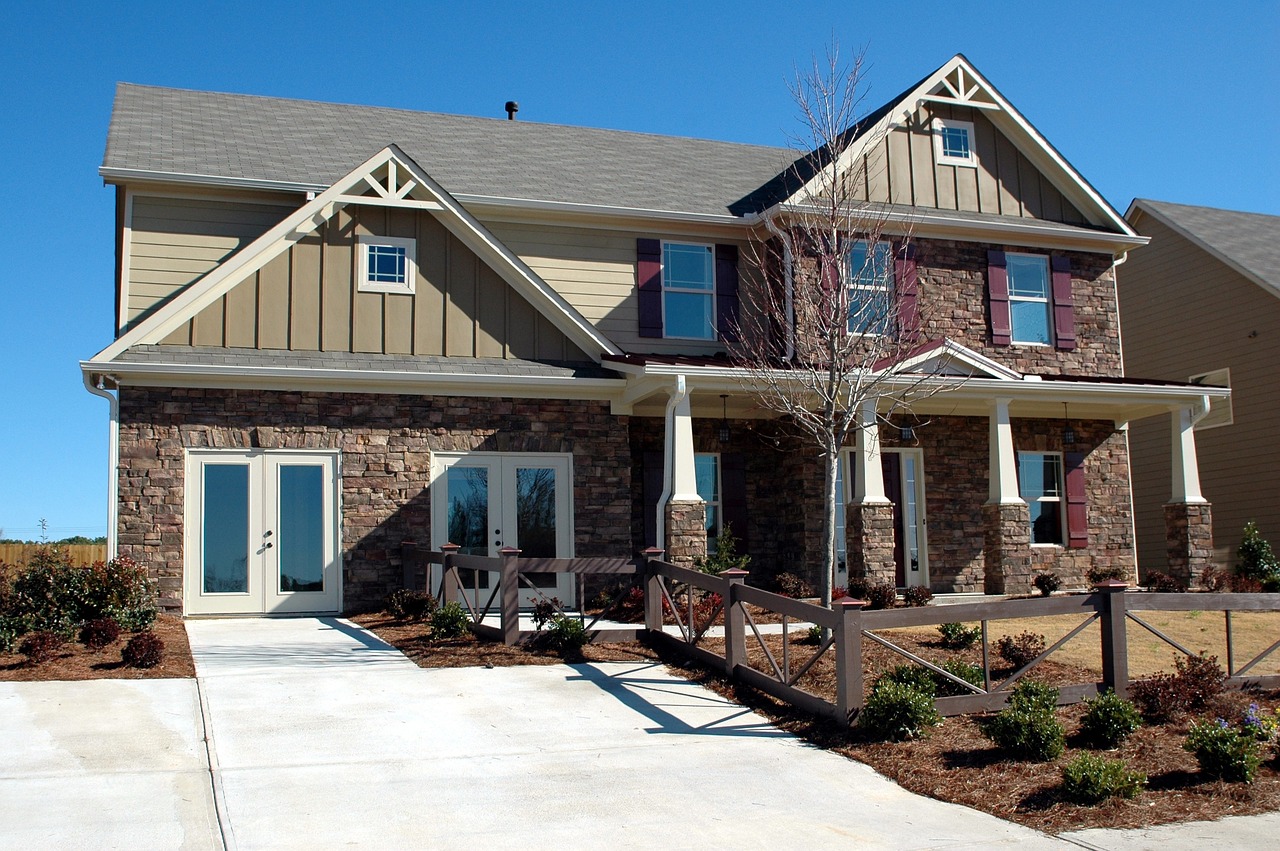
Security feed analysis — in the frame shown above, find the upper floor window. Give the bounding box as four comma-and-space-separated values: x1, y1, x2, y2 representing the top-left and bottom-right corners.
695, 453, 721, 552
663, 242, 716, 340
847, 240, 895, 334
358, 235, 417, 294
933, 118, 976, 167
1007, 253, 1051, 344
1019, 451, 1064, 545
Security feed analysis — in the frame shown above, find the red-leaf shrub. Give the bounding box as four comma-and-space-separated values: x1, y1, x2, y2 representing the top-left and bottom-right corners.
122, 631, 165, 668
19, 631, 64, 665
79, 617, 122, 649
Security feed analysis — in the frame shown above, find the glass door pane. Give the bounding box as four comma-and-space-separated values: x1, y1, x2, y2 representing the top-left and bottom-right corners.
278, 465, 325, 592
516, 466, 558, 588
202, 464, 250, 594
447, 465, 494, 590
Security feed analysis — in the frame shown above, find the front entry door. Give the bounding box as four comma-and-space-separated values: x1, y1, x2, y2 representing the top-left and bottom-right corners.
885, 449, 928, 588
185, 451, 340, 615
431, 453, 575, 609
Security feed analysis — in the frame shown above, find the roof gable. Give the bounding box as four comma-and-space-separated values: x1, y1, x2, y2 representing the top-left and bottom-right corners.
91, 146, 620, 364
1127, 199, 1280, 298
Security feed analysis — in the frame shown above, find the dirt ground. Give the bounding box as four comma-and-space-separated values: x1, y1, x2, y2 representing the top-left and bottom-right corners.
0, 614, 196, 681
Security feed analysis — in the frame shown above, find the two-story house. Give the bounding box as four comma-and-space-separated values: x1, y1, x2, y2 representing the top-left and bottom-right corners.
82, 55, 1226, 616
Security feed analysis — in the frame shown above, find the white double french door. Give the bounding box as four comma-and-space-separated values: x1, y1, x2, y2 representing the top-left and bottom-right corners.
185, 450, 340, 615
430, 453, 575, 609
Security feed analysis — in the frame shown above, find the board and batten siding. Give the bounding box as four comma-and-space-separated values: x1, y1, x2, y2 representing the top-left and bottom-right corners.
160, 206, 587, 362
846, 104, 1086, 224
1121, 212, 1280, 573
486, 220, 749, 355
127, 195, 298, 329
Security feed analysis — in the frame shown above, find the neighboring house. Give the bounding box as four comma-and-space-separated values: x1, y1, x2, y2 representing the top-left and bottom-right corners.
1120, 200, 1280, 578
81, 55, 1225, 616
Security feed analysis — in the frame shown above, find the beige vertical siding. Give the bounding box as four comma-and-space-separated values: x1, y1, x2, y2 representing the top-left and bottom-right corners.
126, 195, 297, 328
165, 207, 588, 362
1121, 212, 1280, 571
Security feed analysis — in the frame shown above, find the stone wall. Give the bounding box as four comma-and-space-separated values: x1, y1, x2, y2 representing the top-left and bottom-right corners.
1166, 501, 1214, 585
117, 387, 632, 613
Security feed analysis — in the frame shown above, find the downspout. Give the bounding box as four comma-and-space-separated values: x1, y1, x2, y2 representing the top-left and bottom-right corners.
655, 375, 689, 554
762, 215, 797, 361
82, 371, 119, 559
1109, 249, 1139, 576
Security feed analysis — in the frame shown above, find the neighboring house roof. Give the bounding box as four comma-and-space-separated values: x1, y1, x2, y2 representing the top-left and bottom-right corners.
1126, 199, 1280, 298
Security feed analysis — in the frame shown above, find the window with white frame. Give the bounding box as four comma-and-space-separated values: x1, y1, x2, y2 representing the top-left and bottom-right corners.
933, 118, 976, 167
1007, 253, 1052, 344
662, 242, 716, 340
358, 235, 417, 294
1019, 451, 1064, 545
1189, 368, 1233, 430
847, 240, 894, 334
695, 453, 721, 553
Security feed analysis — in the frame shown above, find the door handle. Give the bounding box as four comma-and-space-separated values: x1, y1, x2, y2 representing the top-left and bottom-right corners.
264, 542, 273, 549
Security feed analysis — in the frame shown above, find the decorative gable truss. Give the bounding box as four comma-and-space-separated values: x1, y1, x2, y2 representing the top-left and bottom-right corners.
91, 145, 621, 365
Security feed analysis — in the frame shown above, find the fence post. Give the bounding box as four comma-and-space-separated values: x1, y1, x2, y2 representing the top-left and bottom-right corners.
440, 543, 461, 604
642, 548, 665, 633
1097, 580, 1130, 698
500, 547, 522, 646
722, 569, 749, 676
835, 598, 867, 724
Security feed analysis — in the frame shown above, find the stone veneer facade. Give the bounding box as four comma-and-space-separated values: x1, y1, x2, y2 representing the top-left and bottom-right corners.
1165, 502, 1214, 586
847, 502, 896, 584
117, 387, 632, 613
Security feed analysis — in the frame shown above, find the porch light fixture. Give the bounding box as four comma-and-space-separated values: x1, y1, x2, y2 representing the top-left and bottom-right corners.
719, 395, 731, 443
1062, 403, 1075, 446
899, 424, 914, 442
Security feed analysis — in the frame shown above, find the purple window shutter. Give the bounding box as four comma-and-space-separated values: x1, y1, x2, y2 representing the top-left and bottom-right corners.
987, 250, 1011, 346
1050, 255, 1077, 351
895, 242, 920, 342
720, 452, 748, 551
637, 238, 663, 338
715, 244, 740, 345
1065, 451, 1087, 549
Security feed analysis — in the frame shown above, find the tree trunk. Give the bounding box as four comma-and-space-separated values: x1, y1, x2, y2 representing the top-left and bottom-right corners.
819, 436, 840, 608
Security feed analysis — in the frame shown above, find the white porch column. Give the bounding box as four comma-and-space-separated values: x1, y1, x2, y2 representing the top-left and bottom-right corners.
668, 376, 700, 501
853, 398, 889, 504
987, 397, 1022, 505
1170, 404, 1207, 503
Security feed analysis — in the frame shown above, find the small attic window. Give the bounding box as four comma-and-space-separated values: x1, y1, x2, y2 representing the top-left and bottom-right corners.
933, 118, 976, 167
358, 235, 416, 294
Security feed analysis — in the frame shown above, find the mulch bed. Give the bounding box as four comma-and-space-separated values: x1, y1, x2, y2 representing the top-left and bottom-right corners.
0, 614, 196, 681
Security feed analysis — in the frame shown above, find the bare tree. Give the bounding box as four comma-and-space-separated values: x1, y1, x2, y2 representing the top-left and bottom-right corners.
731, 45, 945, 607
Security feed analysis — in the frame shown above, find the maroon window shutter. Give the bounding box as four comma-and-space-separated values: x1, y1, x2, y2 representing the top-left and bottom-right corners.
720, 452, 748, 551
715, 244, 740, 345
1050, 255, 1076, 351
895, 242, 920, 342
1065, 451, 1087, 549
642, 451, 664, 548
987, 250, 1011, 346
637, 238, 663, 338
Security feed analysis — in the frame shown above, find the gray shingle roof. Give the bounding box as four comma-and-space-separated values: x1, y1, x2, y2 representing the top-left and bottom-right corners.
1132, 199, 1280, 294
103, 83, 798, 218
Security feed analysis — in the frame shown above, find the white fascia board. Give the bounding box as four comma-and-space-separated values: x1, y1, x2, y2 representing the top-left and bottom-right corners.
457, 193, 749, 226
896, 340, 1022, 380
99, 166, 324, 195
81, 360, 625, 401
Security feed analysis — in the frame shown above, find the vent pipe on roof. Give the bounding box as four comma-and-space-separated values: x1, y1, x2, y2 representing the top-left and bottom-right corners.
505, 101, 519, 120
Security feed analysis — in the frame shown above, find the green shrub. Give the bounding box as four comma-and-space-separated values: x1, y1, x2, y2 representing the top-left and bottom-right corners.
5, 551, 155, 635
430, 601, 470, 639
1237, 521, 1280, 591
1061, 753, 1147, 804
530, 597, 563, 631
875, 664, 937, 697
385, 589, 436, 622
1086, 564, 1130, 585
545, 615, 589, 656
865, 582, 897, 610
1184, 719, 1263, 782
937, 621, 980, 650
694, 525, 750, 575
122, 631, 164, 668
1129, 654, 1226, 722
1033, 572, 1062, 596
79, 617, 122, 650
857, 680, 940, 742
0, 614, 28, 653
996, 631, 1045, 668
982, 680, 1065, 761
902, 586, 933, 607
934, 659, 984, 697
18, 630, 64, 665
805, 624, 823, 645
1078, 690, 1142, 748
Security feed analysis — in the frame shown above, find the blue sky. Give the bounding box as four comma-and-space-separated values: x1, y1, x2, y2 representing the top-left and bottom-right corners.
0, 0, 1276, 539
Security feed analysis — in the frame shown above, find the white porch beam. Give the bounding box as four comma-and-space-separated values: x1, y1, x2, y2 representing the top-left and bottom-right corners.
987, 397, 1023, 505
668, 377, 701, 502
853, 399, 890, 504
1170, 404, 1208, 503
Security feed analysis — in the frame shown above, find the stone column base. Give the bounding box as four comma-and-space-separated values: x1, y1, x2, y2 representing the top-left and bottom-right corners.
1165, 502, 1213, 586
983, 502, 1032, 595
665, 500, 707, 567
847, 502, 896, 586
